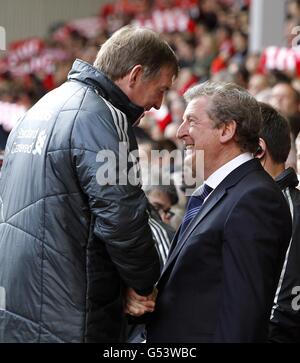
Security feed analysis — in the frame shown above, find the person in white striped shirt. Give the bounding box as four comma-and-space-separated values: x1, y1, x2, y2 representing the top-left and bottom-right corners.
145, 183, 179, 266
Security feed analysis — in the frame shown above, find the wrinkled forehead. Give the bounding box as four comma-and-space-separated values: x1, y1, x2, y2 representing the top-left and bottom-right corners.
183, 96, 211, 119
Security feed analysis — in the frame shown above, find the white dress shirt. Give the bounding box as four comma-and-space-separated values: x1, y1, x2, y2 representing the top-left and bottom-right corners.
193, 152, 253, 199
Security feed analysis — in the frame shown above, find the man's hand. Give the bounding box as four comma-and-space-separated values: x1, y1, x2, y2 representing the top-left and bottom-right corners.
124, 287, 158, 317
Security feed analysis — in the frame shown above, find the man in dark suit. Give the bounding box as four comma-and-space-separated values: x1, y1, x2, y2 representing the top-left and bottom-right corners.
125, 82, 292, 343
255, 102, 300, 343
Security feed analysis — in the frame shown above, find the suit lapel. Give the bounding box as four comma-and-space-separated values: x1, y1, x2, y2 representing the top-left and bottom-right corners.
159, 159, 264, 283
162, 188, 226, 275
166, 227, 181, 257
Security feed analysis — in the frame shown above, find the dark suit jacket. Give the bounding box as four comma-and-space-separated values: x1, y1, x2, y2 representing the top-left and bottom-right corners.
147, 159, 292, 343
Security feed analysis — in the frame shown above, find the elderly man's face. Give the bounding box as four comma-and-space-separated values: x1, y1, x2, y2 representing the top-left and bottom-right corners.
177, 96, 220, 178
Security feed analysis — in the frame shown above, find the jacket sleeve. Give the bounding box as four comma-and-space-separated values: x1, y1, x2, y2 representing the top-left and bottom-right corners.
213, 185, 292, 342
70, 108, 160, 296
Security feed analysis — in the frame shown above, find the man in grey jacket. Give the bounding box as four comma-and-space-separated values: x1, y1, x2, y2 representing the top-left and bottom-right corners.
0, 26, 178, 343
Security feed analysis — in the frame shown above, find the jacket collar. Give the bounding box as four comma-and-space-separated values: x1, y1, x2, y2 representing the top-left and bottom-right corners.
67, 59, 145, 124
275, 167, 299, 190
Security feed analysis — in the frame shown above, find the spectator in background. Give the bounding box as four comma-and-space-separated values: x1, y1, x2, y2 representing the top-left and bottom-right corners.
248, 74, 270, 97
194, 32, 218, 80
0, 25, 179, 343
134, 127, 159, 186
270, 82, 300, 119
255, 102, 300, 343
270, 82, 300, 171
227, 62, 249, 88
245, 53, 261, 76
211, 25, 235, 74
287, 0, 300, 20
197, 0, 219, 32
134, 126, 185, 230
145, 182, 178, 227
231, 30, 248, 65
144, 181, 178, 268
173, 33, 196, 69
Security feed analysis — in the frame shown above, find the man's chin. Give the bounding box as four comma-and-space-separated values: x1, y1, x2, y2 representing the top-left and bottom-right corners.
133, 113, 145, 126
183, 154, 195, 181
184, 152, 204, 185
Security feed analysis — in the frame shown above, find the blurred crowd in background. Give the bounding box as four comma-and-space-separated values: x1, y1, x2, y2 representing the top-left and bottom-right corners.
1, 0, 300, 228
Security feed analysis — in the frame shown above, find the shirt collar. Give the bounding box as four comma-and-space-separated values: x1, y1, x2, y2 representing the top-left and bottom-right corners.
193, 152, 253, 196
206, 152, 253, 190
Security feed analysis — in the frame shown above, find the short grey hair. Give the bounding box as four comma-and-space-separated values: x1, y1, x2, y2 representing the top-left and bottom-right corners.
94, 25, 179, 81
184, 81, 261, 153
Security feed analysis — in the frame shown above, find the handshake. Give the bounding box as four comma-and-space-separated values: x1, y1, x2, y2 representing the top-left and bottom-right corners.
124, 287, 158, 317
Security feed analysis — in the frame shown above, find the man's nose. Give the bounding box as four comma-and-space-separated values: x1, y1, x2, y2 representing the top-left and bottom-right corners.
176, 120, 189, 140
153, 94, 164, 110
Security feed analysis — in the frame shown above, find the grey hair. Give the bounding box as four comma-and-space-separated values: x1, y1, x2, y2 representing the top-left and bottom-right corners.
94, 25, 179, 81
184, 81, 261, 153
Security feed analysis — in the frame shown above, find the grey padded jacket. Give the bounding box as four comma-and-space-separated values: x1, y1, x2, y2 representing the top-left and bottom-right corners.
0, 59, 160, 343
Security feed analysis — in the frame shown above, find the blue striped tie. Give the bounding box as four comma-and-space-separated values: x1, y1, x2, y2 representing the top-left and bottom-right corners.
179, 184, 213, 238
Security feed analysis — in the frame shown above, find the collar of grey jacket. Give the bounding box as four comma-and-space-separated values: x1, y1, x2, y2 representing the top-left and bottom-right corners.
67, 59, 145, 125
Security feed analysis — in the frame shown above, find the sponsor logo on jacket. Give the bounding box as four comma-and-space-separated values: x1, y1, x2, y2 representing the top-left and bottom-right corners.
11, 129, 47, 155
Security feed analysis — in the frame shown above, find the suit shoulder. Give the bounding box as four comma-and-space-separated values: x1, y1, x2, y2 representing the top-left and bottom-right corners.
226, 170, 290, 222
237, 168, 284, 198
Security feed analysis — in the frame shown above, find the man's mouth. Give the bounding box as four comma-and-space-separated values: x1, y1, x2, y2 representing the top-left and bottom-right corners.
185, 144, 194, 150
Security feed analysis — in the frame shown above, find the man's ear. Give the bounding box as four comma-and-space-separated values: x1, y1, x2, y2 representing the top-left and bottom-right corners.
128, 65, 143, 87
219, 120, 237, 144
254, 137, 266, 159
